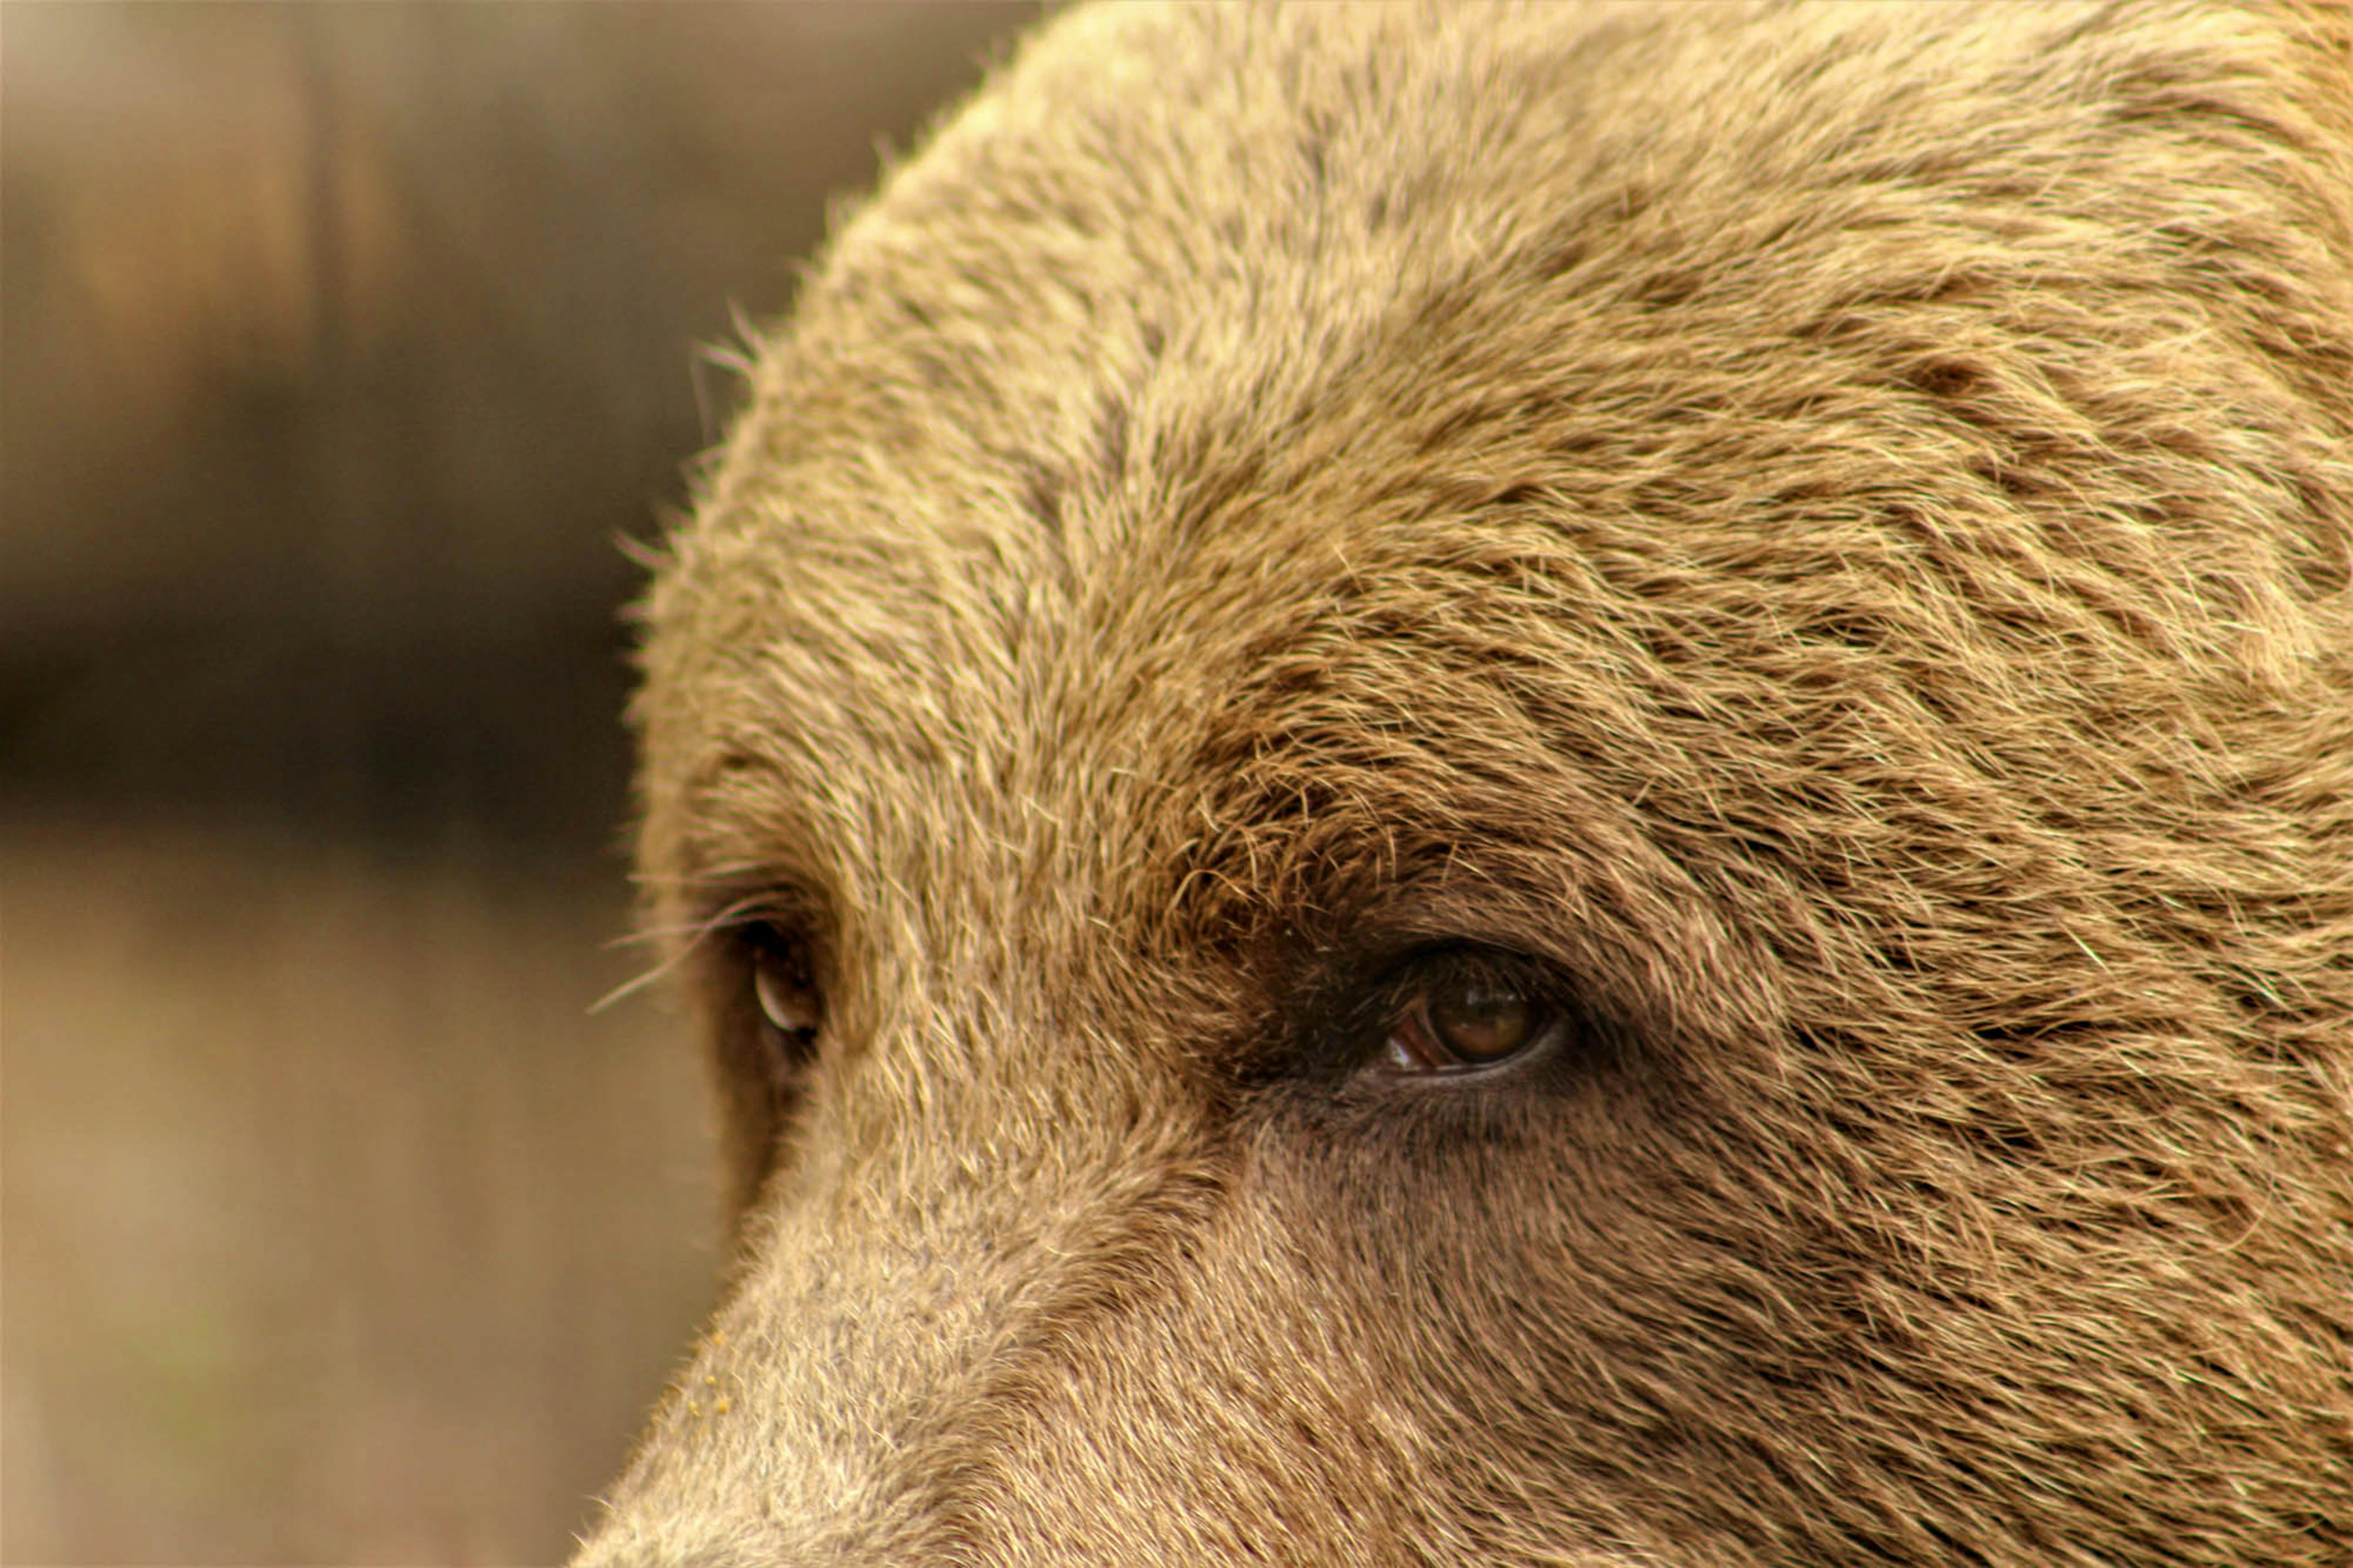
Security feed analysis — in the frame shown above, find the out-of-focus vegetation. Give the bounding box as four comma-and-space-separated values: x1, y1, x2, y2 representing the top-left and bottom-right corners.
0, 6, 1032, 1561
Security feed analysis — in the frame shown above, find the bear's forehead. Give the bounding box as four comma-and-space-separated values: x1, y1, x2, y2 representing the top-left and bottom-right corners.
635, 0, 2338, 972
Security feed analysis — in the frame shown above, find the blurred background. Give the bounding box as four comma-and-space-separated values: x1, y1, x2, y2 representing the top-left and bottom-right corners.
2, 5, 1033, 1561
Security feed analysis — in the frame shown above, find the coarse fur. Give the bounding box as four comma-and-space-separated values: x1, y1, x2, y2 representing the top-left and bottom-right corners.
576, 3, 2353, 1564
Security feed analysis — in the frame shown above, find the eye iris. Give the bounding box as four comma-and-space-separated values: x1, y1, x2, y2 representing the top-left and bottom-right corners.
1427, 985, 1535, 1062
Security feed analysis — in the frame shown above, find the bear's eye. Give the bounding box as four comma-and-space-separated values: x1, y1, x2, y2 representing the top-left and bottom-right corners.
742, 924, 822, 1077
1376, 970, 1552, 1074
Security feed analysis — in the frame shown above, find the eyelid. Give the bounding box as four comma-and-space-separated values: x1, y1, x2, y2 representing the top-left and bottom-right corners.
688, 876, 827, 957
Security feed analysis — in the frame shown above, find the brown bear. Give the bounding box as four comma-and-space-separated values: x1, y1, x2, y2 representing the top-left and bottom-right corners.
575, 4, 2353, 1563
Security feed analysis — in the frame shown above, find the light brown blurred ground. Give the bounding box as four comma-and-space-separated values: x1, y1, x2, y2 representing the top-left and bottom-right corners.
1, 5, 1033, 1561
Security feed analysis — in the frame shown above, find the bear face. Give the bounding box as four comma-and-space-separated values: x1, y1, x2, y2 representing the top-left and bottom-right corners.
579, 4, 2353, 1563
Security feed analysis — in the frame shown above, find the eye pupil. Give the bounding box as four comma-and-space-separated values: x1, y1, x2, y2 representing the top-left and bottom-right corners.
1428, 986, 1535, 1062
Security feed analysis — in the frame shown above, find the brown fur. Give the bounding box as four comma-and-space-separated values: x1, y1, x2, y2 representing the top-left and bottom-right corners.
576, 4, 2353, 1563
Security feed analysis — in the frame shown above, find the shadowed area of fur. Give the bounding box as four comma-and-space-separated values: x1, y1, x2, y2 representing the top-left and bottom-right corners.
579, 4, 2353, 1564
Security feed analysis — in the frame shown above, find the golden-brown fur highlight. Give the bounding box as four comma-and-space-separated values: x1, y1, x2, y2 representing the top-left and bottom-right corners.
581, 4, 2353, 1563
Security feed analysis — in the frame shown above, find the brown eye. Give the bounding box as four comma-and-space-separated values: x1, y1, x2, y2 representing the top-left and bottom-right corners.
1380, 977, 1546, 1073
1430, 985, 1537, 1059
745, 928, 822, 1069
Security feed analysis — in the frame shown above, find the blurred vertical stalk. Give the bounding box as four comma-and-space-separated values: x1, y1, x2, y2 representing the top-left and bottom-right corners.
299, 6, 344, 381
292, 7, 372, 828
